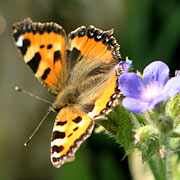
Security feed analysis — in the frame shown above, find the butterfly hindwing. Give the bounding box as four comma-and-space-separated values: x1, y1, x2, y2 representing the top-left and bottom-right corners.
51, 107, 94, 168
50, 26, 122, 167
87, 67, 122, 119
12, 18, 68, 95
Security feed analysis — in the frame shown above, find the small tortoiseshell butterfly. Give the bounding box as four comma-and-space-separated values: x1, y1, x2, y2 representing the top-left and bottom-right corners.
12, 18, 122, 168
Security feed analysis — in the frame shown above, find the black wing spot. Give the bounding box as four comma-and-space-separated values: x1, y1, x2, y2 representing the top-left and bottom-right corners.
47, 44, 53, 49
57, 121, 67, 126
18, 38, 31, 55
102, 35, 110, 44
106, 101, 112, 108
115, 85, 121, 92
78, 29, 86, 37
87, 28, 95, 38
54, 50, 61, 63
52, 145, 64, 153
111, 93, 117, 100
40, 45, 45, 48
100, 109, 106, 115
95, 34, 103, 41
73, 127, 79, 131
52, 131, 66, 141
68, 133, 73, 138
66, 48, 81, 69
27, 52, 41, 73
69, 32, 75, 39
72, 116, 82, 123
52, 157, 58, 162
41, 68, 51, 80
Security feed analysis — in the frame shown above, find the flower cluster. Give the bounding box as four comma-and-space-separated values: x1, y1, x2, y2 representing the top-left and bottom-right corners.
99, 59, 180, 180
118, 61, 180, 113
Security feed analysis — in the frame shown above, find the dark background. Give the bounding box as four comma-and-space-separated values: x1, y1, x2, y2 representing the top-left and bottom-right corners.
0, 0, 180, 179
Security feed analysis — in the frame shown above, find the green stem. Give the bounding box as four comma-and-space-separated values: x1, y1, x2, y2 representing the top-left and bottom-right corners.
164, 141, 172, 180
148, 136, 172, 180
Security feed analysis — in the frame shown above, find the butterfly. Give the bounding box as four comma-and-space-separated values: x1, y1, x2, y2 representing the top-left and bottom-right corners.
12, 18, 122, 168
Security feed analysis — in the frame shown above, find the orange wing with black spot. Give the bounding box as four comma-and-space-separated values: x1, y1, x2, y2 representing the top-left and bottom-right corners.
13, 19, 123, 168
50, 26, 123, 168
86, 68, 122, 119
51, 107, 94, 168
12, 18, 68, 95
67, 25, 122, 118
67, 25, 120, 69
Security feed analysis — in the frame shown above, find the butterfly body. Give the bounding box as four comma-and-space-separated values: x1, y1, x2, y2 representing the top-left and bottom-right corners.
12, 18, 122, 168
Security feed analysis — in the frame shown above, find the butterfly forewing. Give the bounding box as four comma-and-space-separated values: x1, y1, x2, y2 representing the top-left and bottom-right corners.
12, 18, 68, 95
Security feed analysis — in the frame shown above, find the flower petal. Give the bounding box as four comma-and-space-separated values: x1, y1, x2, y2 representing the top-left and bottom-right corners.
163, 76, 180, 97
122, 97, 149, 113
119, 59, 132, 72
143, 61, 169, 86
148, 94, 168, 110
118, 73, 145, 99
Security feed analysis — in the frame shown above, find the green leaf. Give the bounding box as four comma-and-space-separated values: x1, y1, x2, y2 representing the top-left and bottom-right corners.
166, 94, 180, 125
112, 105, 135, 153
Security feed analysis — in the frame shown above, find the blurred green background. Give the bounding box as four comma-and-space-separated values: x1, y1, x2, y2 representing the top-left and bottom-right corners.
0, 0, 180, 179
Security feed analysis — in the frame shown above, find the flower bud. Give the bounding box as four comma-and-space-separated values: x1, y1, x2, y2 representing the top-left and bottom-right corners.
134, 125, 159, 162
134, 125, 157, 144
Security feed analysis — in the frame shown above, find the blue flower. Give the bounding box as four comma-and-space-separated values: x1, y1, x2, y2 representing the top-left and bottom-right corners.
118, 61, 180, 113
119, 57, 132, 72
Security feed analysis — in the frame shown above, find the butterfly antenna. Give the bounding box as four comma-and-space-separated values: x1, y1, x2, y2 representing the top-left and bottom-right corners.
15, 86, 52, 104
24, 109, 51, 146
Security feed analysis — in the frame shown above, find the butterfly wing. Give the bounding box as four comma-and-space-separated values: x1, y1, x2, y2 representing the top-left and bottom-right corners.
66, 25, 121, 84
67, 25, 120, 63
12, 18, 68, 95
51, 107, 94, 168
13, 20, 123, 168
85, 67, 122, 119
67, 25, 122, 118
50, 26, 122, 168
50, 70, 122, 169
